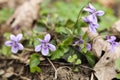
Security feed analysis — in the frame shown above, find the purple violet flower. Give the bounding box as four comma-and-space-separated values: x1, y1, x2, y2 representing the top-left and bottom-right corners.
5, 34, 24, 53
83, 3, 104, 16
35, 34, 56, 56
82, 15, 99, 33
86, 43, 91, 51
106, 36, 119, 52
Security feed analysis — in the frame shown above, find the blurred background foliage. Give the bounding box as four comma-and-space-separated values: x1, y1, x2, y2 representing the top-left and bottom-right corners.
0, 0, 117, 33
0, 8, 13, 24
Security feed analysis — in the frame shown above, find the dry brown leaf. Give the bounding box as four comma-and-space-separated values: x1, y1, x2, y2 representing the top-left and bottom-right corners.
83, 28, 120, 80
0, 0, 8, 3
6, 0, 42, 35
0, 24, 11, 35
113, 0, 120, 18
0, 70, 5, 75
94, 46, 120, 80
94, 0, 114, 8
0, 0, 26, 8
110, 20, 120, 37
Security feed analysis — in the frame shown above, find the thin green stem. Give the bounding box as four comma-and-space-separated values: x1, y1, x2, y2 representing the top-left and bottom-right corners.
73, 0, 90, 29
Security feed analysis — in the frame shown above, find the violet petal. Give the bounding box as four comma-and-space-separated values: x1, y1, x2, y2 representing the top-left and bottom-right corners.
106, 35, 109, 40
110, 36, 116, 41
88, 14, 98, 23
82, 17, 89, 23
11, 46, 19, 53
41, 47, 49, 56
106, 36, 116, 42
83, 7, 95, 13
89, 24, 97, 33
16, 34, 23, 41
44, 34, 51, 42
48, 43, 56, 51
92, 23, 99, 28
18, 43, 24, 50
88, 3, 96, 11
86, 43, 91, 51
5, 41, 13, 46
112, 42, 119, 47
83, 3, 96, 13
10, 34, 16, 41
96, 10, 104, 16
35, 45, 42, 52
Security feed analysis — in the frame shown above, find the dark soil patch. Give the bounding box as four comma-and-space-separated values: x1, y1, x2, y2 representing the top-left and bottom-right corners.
0, 55, 94, 80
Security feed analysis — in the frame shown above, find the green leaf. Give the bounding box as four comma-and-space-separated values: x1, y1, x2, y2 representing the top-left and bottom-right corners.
75, 59, 81, 65
3, 33, 11, 39
74, 26, 82, 35
64, 19, 75, 29
51, 36, 73, 60
30, 58, 40, 67
30, 54, 40, 66
82, 32, 88, 40
68, 54, 77, 63
55, 27, 67, 34
1, 45, 11, 56
68, 54, 81, 65
73, 54, 77, 59
68, 56, 74, 63
30, 53, 41, 73
62, 36, 73, 46
30, 66, 41, 73
86, 52, 96, 67
65, 28, 73, 35
116, 73, 120, 79
82, 47, 87, 53
115, 58, 120, 70
51, 46, 69, 60
0, 8, 13, 24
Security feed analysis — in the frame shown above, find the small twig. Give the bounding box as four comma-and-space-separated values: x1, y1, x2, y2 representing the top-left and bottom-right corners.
10, 55, 29, 64
56, 66, 72, 73
90, 73, 94, 80
20, 47, 34, 55
47, 58, 57, 79
24, 48, 34, 52
79, 65, 94, 72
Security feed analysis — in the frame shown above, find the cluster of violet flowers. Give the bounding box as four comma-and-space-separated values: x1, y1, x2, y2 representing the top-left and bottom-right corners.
82, 3, 119, 52
106, 36, 119, 52
5, 34, 56, 56
74, 3, 105, 52
82, 3, 104, 33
